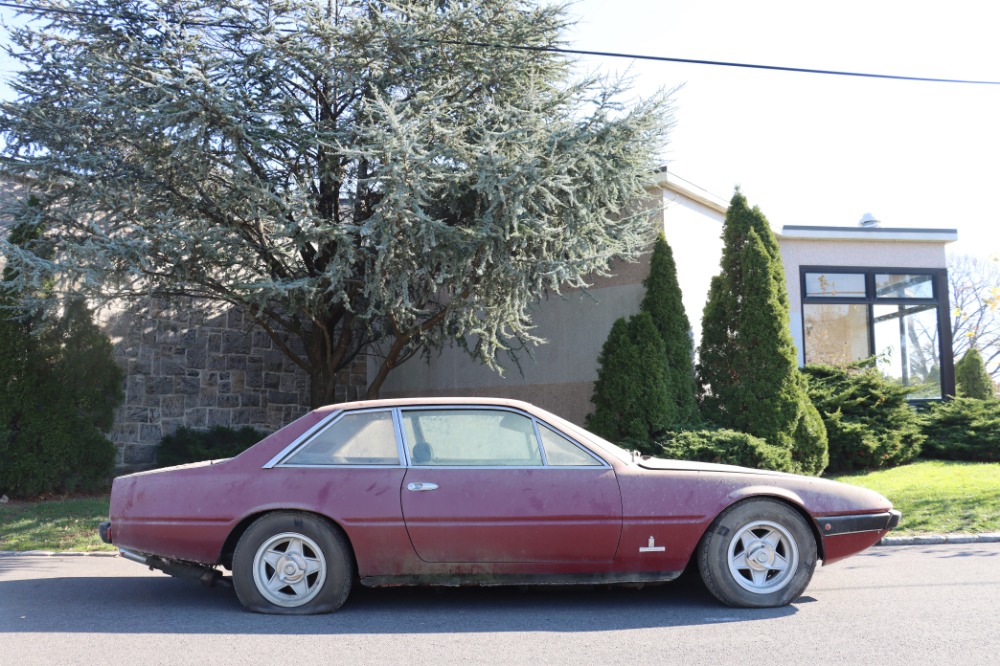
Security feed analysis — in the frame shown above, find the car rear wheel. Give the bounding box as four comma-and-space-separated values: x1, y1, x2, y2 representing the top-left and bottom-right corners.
697, 499, 817, 608
233, 512, 353, 614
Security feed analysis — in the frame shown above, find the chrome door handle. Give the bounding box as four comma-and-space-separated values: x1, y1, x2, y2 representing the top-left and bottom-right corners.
407, 482, 439, 492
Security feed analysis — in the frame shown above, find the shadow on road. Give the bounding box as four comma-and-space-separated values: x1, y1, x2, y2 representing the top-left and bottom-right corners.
0, 568, 797, 634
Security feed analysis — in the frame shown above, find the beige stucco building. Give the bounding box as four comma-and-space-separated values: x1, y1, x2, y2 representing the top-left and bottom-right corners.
380, 171, 958, 422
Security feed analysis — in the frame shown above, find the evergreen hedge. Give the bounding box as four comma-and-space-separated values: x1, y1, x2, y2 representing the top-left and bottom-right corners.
656, 429, 795, 473
1, 217, 123, 499
803, 362, 924, 472
156, 425, 271, 468
921, 397, 1000, 462
0, 298, 123, 498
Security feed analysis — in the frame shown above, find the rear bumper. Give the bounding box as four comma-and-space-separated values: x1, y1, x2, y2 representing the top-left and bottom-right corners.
817, 509, 902, 537
98, 521, 112, 544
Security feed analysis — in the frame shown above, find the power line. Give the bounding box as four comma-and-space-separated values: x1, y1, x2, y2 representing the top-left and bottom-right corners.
3, 1, 999, 85
428, 39, 1000, 86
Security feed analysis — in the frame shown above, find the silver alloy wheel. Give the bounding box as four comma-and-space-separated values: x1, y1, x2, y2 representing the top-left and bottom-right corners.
726, 519, 800, 594
252, 531, 328, 608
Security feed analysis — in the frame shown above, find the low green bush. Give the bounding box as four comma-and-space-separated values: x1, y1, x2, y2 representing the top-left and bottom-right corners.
803, 362, 924, 472
156, 425, 270, 467
655, 428, 795, 472
921, 397, 1000, 462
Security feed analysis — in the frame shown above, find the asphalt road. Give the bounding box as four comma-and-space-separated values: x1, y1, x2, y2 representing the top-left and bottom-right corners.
1, 543, 998, 666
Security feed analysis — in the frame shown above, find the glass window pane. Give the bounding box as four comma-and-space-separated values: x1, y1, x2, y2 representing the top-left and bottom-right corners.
804, 273, 866, 298
875, 274, 934, 299
803, 304, 870, 365
402, 409, 543, 466
539, 425, 602, 466
873, 304, 941, 399
285, 411, 399, 465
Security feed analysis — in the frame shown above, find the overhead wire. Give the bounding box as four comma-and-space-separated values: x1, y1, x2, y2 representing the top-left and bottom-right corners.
1, 1, 999, 85
429, 39, 1000, 86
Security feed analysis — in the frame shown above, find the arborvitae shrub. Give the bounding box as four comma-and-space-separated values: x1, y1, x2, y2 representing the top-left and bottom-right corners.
156, 425, 271, 467
955, 348, 995, 399
587, 313, 673, 453
803, 362, 924, 471
696, 191, 827, 474
921, 397, 1000, 462
640, 234, 698, 426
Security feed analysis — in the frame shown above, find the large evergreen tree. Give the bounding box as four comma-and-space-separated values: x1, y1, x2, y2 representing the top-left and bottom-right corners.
640, 234, 698, 425
0, 0, 674, 406
696, 191, 827, 474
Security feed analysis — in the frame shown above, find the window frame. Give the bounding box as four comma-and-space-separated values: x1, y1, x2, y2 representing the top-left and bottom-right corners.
799, 265, 955, 401
264, 405, 611, 470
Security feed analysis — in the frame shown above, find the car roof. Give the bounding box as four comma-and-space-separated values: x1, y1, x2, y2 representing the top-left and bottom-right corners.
316, 396, 538, 414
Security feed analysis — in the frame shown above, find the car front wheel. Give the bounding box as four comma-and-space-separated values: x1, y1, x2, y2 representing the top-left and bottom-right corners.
233, 512, 353, 614
697, 499, 817, 608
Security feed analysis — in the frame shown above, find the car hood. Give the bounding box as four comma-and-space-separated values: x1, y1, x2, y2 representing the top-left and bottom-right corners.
637, 457, 796, 477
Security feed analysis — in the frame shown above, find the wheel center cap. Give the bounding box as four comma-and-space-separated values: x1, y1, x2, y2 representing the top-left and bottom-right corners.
277, 554, 306, 583
747, 543, 773, 570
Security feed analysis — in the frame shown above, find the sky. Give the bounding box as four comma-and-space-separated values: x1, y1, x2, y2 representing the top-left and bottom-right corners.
1, 0, 998, 258
563, 0, 1000, 258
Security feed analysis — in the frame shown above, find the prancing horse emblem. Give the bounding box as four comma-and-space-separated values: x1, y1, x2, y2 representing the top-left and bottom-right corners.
639, 536, 666, 553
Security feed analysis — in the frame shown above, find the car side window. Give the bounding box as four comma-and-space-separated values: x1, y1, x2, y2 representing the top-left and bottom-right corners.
538, 424, 604, 466
402, 409, 543, 466
282, 410, 399, 466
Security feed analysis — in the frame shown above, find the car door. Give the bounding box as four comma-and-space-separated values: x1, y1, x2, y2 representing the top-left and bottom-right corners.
398, 407, 622, 563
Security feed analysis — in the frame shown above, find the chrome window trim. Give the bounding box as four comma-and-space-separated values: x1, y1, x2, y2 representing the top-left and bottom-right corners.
532, 419, 550, 466
263, 407, 405, 469
263, 404, 613, 470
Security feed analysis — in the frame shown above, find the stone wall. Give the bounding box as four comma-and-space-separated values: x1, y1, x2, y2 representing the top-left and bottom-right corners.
101, 297, 367, 470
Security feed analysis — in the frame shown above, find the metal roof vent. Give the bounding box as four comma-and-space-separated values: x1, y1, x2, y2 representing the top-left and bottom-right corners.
859, 212, 881, 228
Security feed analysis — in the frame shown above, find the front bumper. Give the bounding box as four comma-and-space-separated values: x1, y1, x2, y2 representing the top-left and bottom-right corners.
817, 509, 902, 536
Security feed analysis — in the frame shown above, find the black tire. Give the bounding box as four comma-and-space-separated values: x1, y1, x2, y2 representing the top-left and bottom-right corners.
232, 512, 353, 615
697, 498, 817, 608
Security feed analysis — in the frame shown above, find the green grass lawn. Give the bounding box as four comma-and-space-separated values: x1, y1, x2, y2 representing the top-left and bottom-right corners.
831, 460, 1000, 535
1, 460, 998, 551
0, 495, 115, 553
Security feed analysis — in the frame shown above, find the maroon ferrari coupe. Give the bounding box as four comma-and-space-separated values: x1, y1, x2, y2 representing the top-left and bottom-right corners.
100, 397, 900, 614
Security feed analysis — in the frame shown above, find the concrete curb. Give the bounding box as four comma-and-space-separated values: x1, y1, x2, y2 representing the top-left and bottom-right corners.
0, 550, 120, 557
878, 533, 1000, 546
